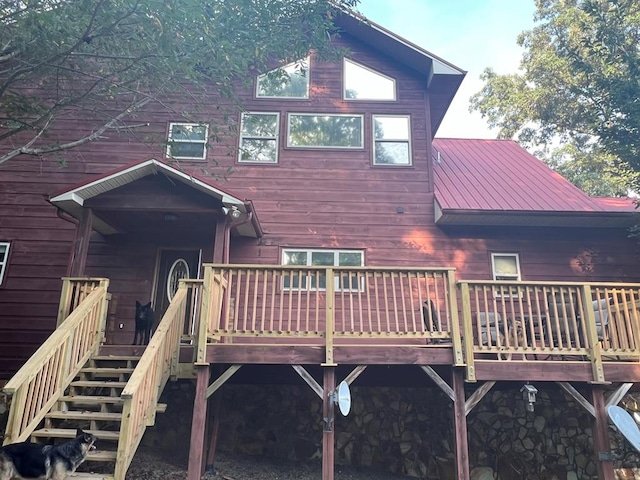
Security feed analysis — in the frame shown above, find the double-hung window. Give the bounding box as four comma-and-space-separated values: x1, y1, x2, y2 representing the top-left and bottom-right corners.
282, 249, 364, 291
373, 115, 411, 165
167, 123, 208, 160
239, 112, 279, 163
0, 242, 10, 285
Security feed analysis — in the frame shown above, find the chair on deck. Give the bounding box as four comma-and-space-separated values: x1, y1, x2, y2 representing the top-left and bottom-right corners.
592, 298, 610, 341
546, 291, 581, 347
422, 300, 440, 332
477, 312, 502, 346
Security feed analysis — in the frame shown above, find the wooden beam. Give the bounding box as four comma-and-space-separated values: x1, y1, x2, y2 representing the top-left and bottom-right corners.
187, 364, 210, 480
606, 383, 633, 408
557, 382, 595, 418
206, 365, 242, 398
205, 387, 224, 471
465, 381, 496, 416
452, 369, 470, 480
342, 365, 367, 386
420, 365, 454, 402
592, 386, 615, 480
212, 217, 226, 263
322, 368, 336, 480
69, 208, 93, 276
207, 345, 324, 364
292, 365, 323, 399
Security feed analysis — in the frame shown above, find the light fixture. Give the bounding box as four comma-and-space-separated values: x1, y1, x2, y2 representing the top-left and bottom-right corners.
230, 206, 242, 219
521, 383, 538, 412
163, 213, 179, 222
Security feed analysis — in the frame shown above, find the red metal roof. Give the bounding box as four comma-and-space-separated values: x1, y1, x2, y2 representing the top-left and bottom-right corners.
433, 138, 633, 213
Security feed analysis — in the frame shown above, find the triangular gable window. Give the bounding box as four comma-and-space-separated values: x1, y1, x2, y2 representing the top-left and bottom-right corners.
256, 58, 309, 99
344, 58, 396, 101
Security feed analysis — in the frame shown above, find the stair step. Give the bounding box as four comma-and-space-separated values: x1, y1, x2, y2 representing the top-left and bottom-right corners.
80, 367, 135, 374
46, 411, 122, 422
68, 473, 114, 480
70, 381, 127, 389
32, 428, 120, 441
93, 355, 141, 361
60, 396, 124, 405
87, 450, 117, 462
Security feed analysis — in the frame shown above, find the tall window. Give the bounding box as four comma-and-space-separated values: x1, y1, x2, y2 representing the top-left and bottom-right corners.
256, 58, 309, 99
491, 253, 521, 281
373, 115, 411, 165
282, 249, 364, 291
287, 114, 363, 149
0, 242, 10, 285
344, 59, 396, 101
239, 112, 279, 163
167, 123, 208, 160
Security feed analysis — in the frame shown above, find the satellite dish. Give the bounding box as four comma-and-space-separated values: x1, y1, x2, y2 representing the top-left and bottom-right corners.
608, 405, 640, 453
335, 381, 351, 416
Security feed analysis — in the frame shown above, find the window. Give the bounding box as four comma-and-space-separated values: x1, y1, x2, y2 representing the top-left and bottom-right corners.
491, 253, 521, 281
373, 115, 411, 165
256, 58, 309, 99
239, 112, 279, 163
344, 59, 396, 100
0, 242, 9, 285
287, 114, 363, 149
282, 249, 364, 291
167, 123, 208, 160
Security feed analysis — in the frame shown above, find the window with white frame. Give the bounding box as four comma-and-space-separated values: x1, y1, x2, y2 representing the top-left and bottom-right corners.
239, 112, 279, 163
256, 58, 309, 99
166, 123, 208, 160
344, 58, 396, 101
282, 248, 364, 291
0, 242, 10, 286
491, 253, 521, 281
287, 114, 363, 149
373, 115, 411, 165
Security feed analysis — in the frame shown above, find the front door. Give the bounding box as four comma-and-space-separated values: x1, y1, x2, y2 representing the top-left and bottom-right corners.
153, 249, 201, 321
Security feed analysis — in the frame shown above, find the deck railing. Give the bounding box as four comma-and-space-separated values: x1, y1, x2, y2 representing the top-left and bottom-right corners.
2, 279, 110, 444
458, 280, 640, 382
200, 264, 463, 365
116, 280, 199, 480
56, 277, 108, 326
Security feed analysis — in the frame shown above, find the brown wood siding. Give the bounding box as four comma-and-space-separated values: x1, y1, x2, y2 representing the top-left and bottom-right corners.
0, 34, 639, 377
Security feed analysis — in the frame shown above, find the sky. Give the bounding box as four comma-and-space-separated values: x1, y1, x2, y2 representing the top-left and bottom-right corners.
357, 0, 537, 139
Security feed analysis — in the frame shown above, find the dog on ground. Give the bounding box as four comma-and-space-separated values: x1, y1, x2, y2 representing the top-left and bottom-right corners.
0, 428, 96, 480
133, 301, 155, 345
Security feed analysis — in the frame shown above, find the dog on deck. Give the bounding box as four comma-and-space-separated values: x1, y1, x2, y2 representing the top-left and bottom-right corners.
0, 429, 96, 480
497, 318, 527, 360
133, 301, 155, 345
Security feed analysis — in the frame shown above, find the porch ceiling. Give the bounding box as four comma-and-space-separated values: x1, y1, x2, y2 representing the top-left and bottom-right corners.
49, 159, 262, 237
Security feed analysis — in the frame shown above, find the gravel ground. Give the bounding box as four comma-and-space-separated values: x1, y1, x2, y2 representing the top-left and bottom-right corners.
124, 449, 412, 480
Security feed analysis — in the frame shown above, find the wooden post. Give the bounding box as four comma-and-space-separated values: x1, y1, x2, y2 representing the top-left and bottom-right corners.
205, 388, 224, 470
323, 267, 336, 366
447, 269, 465, 367
459, 281, 476, 381
69, 208, 93, 277
452, 368, 470, 480
322, 368, 336, 480
592, 385, 615, 480
187, 364, 210, 480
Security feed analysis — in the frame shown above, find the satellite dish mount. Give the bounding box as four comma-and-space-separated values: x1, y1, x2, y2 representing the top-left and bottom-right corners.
324, 381, 352, 433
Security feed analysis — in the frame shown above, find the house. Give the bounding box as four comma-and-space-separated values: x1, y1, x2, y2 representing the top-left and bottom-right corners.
1, 8, 640, 480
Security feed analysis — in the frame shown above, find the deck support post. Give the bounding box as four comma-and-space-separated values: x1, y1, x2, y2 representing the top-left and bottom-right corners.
68, 207, 93, 276
452, 368, 470, 480
322, 367, 336, 480
187, 364, 210, 480
592, 385, 615, 480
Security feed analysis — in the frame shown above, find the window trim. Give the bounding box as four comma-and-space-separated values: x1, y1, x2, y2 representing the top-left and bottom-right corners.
238, 112, 280, 164
281, 248, 365, 291
286, 113, 365, 150
372, 114, 412, 166
0, 242, 10, 286
491, 253, 521, 281
166, 122, 208, 161
343, 58, 396, 101
256, 57, 310, 99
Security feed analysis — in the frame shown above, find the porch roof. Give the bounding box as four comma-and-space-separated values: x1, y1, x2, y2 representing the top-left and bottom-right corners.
49, 158, 263, 237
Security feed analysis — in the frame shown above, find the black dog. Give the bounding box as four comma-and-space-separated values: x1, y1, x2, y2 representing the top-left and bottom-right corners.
133, 301, 155, 345
0, 428, 96, 480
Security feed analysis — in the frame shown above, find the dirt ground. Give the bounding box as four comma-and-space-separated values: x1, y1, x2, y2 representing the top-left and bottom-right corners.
124, 449, 413, 480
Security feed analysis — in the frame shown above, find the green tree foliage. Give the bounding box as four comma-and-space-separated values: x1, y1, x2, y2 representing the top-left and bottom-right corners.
0, 0, 358, 165
470, 0, 640, 195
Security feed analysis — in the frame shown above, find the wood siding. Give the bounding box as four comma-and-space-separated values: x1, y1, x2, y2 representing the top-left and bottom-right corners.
0, 34, 639, 377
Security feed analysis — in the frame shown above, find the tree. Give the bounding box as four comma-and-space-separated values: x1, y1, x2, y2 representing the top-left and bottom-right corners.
470, 0, 640, 195
0, 0, 358, 166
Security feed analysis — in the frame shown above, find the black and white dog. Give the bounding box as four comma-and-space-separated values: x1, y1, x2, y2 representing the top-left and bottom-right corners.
133, 301, 155, 345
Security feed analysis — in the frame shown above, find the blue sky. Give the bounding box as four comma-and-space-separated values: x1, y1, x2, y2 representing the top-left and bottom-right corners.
357, 0, 536, 139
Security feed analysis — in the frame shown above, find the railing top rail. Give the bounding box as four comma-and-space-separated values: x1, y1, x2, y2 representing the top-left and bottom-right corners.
203, 263, 456, 273
180, 278, 204, 285
458, 280, 640, 288
3, 286, 106, 393
60, 277, 110, 281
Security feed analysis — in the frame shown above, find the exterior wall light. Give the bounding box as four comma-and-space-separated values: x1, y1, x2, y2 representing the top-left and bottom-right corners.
230, 206, 242, 219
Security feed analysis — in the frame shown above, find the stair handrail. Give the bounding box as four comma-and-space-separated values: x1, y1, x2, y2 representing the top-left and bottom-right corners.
2, 281, 110, 444
115, 282, 189, 480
